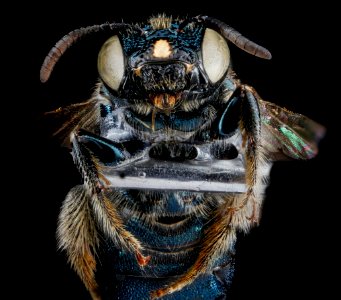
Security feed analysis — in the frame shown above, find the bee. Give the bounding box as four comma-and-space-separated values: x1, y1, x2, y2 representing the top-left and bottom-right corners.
41, 14, 325, 300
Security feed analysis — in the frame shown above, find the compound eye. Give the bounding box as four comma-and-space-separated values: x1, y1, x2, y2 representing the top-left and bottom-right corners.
202, 28, 230, 84
98, 36, 125, 91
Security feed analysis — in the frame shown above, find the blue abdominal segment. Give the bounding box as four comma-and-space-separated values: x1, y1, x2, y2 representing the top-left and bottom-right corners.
96, 191, 234, 299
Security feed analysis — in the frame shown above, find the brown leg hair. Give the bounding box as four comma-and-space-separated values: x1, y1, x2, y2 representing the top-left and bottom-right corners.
71, 132, 149, 264
151, 85, 264, 299
57, 185, 101, 299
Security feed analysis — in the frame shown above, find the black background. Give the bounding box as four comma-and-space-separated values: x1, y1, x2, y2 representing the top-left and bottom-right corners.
10, 1, 336, 299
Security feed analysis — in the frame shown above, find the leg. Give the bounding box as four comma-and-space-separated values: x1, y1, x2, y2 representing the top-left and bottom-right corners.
151, 85, 265, 299
232, 85, 264, 227
71, 132, 150, 265
57, 185, 101, 299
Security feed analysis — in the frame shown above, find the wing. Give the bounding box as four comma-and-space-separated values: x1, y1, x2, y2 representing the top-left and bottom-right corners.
44, 97, 102, 147
259, 100, 326, 160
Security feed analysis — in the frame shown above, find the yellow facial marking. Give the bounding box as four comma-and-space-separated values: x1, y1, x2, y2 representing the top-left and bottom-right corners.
153, 39, 172, 58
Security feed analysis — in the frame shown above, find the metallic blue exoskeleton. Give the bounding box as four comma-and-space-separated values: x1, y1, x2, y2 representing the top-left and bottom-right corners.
41, 15, 325, 300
